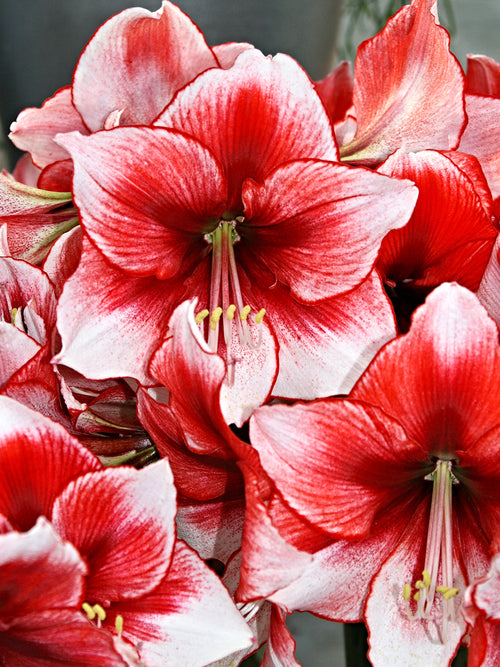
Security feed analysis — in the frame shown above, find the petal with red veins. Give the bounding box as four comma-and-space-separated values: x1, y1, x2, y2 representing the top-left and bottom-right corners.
459, 94, 500, 199
0, 396, 101, 531
261, 605, 300, 667
156, 49, 339, 207
212, 42, 254, 69
237, 463, 313, 602
240, 159, 417, 301
0, 323, 40, 387
56, 128, 226, 279
42, 226, 82, 299
250, 399, 426, 539
352, 283, 500, 453
55, 237, 178, 383
340, 0, 466, 165
72, 1, 217, 131
51, 460, 177, 602
111, 540, 254, 667
0, 517, 86, 619
315, 60, 354, 125
9, 87, 88, 168
365, 500, 466, 666
377, 150, 497, 291
258, 271, 398, 399
466, 55, 500, 97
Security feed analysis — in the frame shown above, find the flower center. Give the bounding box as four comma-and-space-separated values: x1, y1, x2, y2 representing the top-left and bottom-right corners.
402, 460, 459, 640
196, 219, 265, 359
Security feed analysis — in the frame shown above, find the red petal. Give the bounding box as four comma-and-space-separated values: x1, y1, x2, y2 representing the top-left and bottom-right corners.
377, 150, 497, 291
341, 0, 466, 165
72, 2, 217, 131
352, 283, 500, 454
156, 49, 338, 208
240, 159, 417, 301
111, 540, 254, 667
9, 87, 87, 168
52, 461, 177, 602
0, 397, 101, 531
466, 55, 500, 97
315, 60, 354, 125
261, 605, 300, 667
56, 128, 226, 279
250, 399, 426, 539
256, 271, 398, 399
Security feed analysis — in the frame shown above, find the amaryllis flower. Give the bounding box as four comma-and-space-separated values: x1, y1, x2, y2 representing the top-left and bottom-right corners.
8, 1, 222, 191
55, 49, 417, 399
338, 0, 466, 166
237, 283, 500, 666
0, 396, 254, 665
0, 517, 129, 666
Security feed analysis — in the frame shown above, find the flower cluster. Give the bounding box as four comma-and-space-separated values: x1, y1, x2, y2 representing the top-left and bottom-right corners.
2, 0, 500, 665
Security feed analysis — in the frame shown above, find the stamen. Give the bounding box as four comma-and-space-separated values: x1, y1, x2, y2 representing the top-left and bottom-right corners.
10, 307, 18, 325
82, 602, 96, 620
195, 309, 209, 324
240, 305, 251, 321
226, 304, 236, 320
209, 307, 223, 330
93, 604, 106, 621
255, 308, 266, 324
115, 614, 124, 636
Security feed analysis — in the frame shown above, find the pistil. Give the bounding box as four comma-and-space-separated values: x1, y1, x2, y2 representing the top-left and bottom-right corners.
402, 460, 458, 640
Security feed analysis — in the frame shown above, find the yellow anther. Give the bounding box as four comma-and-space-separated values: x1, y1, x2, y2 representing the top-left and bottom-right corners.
422, 570, 431, 587
195, 309, 209, 324
436, 585, 449, 594
415, 579, 425, 589
82, 602, 96, 620
93, 604, 106, 621
413, 591, 420, 601
402, 584, 412, 601
255, 308, 266, 324
115, 614, 124, 636
10, 308, 18, 325
209, 307, 223, 330
443, 587, 459, 600
226, 304, 236, 320
240, 305, 251, 321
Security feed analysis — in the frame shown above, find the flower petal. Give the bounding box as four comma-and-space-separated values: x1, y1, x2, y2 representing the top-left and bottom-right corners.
52, 460, 177, 602
72, 1, 217, 131
340, 0, 466, 165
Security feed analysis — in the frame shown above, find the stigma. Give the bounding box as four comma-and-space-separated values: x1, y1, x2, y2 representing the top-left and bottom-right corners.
402, 460, 459, 641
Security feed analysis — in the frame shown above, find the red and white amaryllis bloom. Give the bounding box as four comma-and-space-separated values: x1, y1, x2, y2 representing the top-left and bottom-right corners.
55, 49, 417, 399
238, 284, 500, 666
0, 396, 254, 666
338, 0, 466, 167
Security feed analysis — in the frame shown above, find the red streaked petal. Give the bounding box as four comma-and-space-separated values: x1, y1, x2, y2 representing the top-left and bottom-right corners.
111, 540, 254, 667
240, 159, 417, 301
261, 605, 300, 667
250, 399, 426, 539
257, 271, 397, 399
340, 0, 466, 165
466, 55, 500, 97
0, 517, 86, 618
55, 238, 177, 383
52, 460, 177, 602
56, 128, 226, 279
156, 49, 338, 206
72, 2, 217, 131
315, 60, 354, 125
9, 87, 87, 168
0, 396, 101, 531
352, 283, 500, 453
377, 150, 497, 291
478, 236, 500, 326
